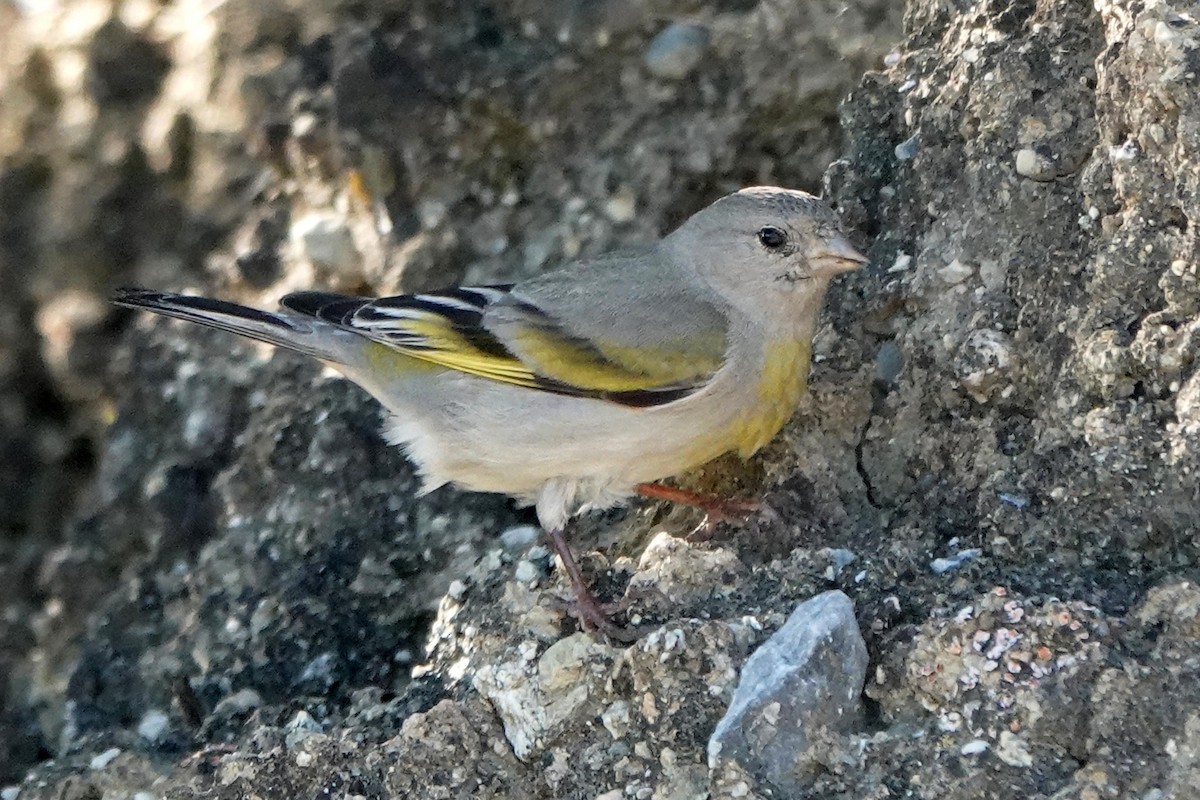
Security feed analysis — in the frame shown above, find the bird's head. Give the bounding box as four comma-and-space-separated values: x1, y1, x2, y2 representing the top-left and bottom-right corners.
666, 186, 868, 320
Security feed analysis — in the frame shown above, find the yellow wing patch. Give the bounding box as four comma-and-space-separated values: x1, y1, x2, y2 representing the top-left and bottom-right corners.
374, 314, 542, 387
348, 289, 724, 405
507, 326, 718, 392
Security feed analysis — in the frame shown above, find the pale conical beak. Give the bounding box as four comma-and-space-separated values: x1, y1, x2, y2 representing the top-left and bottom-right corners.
814, 235, 870, 273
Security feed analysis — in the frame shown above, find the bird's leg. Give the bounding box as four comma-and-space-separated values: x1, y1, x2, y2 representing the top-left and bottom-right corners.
633, 482, 763, 538
546, 527, 638, 642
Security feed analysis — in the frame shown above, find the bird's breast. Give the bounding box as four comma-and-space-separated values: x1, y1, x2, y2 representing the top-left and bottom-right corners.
726, 338, 812, 458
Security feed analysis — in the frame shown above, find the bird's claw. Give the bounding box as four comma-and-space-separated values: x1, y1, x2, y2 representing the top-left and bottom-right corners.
561, 593, 641, 643
688, 496, 776, 541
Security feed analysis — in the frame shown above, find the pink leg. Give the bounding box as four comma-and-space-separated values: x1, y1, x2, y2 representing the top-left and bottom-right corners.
546, 527, 638, 642
634, 482, 762, 536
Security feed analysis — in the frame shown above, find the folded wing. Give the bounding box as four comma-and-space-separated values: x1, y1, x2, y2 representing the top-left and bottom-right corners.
282, 271, 728, 408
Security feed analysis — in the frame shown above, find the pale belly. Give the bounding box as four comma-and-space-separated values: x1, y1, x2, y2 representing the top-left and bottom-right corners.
375, 338, 813, 516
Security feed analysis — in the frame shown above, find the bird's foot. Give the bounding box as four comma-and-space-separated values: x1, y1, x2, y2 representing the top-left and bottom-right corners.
546, 527, 640, 643
633, 482, 772, 540
563, 590, 640, 643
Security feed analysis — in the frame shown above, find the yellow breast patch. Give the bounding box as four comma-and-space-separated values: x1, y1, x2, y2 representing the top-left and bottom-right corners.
730, 338, 812, 458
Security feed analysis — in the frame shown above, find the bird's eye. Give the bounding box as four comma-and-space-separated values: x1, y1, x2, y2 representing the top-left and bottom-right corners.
757, 226, 787, 249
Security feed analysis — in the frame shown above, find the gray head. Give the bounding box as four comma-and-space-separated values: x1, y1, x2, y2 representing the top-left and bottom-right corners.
664, 186, 867, 317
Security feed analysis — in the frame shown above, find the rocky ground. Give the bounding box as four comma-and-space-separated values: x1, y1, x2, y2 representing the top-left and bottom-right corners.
2, 0, 1199, 797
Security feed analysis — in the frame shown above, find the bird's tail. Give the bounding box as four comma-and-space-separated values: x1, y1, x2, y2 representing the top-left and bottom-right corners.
112, 288, 354, 364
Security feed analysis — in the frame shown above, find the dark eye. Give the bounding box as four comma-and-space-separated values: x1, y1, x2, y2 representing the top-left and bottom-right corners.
757, 226, 787, 249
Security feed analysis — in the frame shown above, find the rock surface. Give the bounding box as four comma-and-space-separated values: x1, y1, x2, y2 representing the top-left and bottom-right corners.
3, 0, 1200, 798
708, 590, 868, 794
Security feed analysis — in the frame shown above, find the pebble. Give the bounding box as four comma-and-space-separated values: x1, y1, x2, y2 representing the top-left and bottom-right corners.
285, 710, 323, 749
514, 559, 540, 583
645, 23, 710, 80
291, 212, 357, 271
960, 739, 990, 755
895, 134, 919, 161
500, 525, 540, 550
604, 187, 637, 223
875, 341, 905, 386
708, 591, 868, 793
939, 259, 974, 285
89, 748, 122, 770
136, 708, 170, 743
1015, 148, 1056, 181
931, 548, 981, 574
213, 688, 263, 717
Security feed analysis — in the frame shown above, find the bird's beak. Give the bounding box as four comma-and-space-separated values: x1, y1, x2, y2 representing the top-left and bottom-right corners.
813, 235, 870, 273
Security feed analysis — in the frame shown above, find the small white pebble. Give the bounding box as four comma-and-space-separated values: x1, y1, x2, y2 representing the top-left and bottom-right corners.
961, 739, 990, 755
644, 22, 710, 80
938, 259, 974, 285
1109, 140, 1138, 161
895, 135, 919, 161
514, 559, 539, 583
2, 787, 20, 800
604, 188, 637, 223
89, 748, 121, 770
499, 525, 539, 550
931, 548, 981, 574
1015, 148, 1055, 181
447, 580, 468, 601
136, 709, 170, 743
286, 710, 322, 733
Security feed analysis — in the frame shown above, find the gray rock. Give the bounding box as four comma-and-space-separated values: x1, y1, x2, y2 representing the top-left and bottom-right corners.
708, 591, 867, 793
291, 212, 358, 276
1014, 147, 1056, 181
875, 340, 904, 386
894, 133, 919, 160
644, 23, 710, 80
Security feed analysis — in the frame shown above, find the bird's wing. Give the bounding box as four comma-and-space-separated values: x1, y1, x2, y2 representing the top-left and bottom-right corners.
281, 254, 730, 407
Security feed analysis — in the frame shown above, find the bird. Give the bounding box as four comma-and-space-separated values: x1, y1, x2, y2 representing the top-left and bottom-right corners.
113, 186, 868, 638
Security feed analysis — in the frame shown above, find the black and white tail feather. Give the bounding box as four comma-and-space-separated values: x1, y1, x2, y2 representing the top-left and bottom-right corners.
113, 285, 522, 364
112, 289, 354, 363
